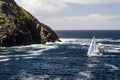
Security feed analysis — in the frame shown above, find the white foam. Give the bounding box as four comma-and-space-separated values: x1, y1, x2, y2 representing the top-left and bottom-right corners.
0, 58, 10, 62
78, 71, 93, 79
0, 38, 119, 62
59, 38, 120, 47
0, 43, 59, 62
103, 55, 116, 57
56, 38, 90, 45
104, 63, 119, 70
87, 63, 97, 67
53, 78, 61, 80
97, 38, 120, 43
15, 58, 20, 60
100, 44, 120, 53
23, 57, 33, 59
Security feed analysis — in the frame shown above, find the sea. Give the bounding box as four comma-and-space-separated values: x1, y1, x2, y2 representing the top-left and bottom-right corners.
0, 30, 120, 80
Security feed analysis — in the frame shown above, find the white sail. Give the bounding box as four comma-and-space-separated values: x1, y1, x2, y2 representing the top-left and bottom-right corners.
87, 36, 95, 56
87, 36, 102, 57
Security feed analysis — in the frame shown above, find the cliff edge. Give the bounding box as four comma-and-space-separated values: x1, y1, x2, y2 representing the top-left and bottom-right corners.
0, 0, 60, 47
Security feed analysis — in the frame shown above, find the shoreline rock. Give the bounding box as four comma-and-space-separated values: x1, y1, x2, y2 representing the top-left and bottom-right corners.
0, 0, 60, 47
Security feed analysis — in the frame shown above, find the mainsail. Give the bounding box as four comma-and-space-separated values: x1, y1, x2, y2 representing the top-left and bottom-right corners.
87, 36, 102, 57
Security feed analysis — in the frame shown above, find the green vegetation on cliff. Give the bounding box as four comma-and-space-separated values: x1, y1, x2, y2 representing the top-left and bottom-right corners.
0, 0, 60, 47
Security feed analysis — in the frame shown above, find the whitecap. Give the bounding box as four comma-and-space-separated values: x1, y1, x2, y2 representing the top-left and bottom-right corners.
104, 63, 119, 70
77, 71, 94, 79
15, 58, 20, 60
102, 55, 116, 57
56, 38, 88, 45
87, 63, 97, 68
0, 58, 10, 62
98, 42, 120, 53
23, 57, 34, 59
97, 38, 120, 43
0, 43, 59, 61
53, 78, 61, 80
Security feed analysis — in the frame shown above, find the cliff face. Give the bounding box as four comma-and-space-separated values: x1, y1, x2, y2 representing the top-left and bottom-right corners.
0, 0, 60, 47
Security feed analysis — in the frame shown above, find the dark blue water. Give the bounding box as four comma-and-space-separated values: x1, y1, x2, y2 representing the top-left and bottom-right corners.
55, 30, 120, 39
0, 30, 120, 80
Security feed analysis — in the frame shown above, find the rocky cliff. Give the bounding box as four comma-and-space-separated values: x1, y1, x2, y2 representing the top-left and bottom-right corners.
0, 0, 60, 47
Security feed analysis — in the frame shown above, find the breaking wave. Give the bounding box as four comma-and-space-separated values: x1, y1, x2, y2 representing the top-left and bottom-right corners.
104, 63, 119, 71
0, 38, 120, 62
0, 43, 59, 62
0, 38, 120, 80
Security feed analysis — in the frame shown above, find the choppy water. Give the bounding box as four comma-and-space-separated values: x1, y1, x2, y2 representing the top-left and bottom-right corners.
0, 37, 120, 80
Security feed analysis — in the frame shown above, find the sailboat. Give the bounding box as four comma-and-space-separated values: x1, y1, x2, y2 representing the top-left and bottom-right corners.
87, 36, 103, 57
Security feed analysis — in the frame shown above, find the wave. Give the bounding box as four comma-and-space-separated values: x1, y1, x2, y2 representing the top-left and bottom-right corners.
0, 44, 58, 62
76, 71, 94, 80
56, 38, 90, 45
0, 38, 120, 62
59, 38, 120, 53
104, 63, 119, 71
87, 63, 97, 68
11, 70, 51, 80
56, 38, 120, 49
99, 44, 120, 53
0, 58, 10, 62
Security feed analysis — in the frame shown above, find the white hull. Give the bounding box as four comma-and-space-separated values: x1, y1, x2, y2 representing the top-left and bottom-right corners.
87, 52, 103, 57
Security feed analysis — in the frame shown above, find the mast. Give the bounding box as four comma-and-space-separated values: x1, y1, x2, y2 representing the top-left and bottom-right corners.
93, 36, 96, 51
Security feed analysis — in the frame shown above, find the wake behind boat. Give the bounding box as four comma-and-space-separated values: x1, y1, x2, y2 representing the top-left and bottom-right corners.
87, 36, 103, 57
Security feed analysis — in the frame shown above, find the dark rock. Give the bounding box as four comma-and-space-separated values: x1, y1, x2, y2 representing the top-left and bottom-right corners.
0, 0, 60, 47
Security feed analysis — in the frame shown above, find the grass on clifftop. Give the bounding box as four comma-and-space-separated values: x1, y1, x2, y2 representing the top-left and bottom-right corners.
20, 7, 35, 21
0, 0, 37, 28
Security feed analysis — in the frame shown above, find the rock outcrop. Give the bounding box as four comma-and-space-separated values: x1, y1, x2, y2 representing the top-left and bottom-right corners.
0, 0, 60, 47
